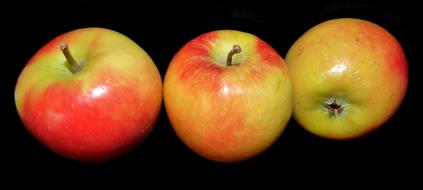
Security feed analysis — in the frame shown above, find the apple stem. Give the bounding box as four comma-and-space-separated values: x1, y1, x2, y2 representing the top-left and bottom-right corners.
227, 44, 242, 66
60, 43, 81, 73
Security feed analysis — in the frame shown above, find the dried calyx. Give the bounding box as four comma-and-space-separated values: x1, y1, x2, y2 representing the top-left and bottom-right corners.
324, 97, 344, 117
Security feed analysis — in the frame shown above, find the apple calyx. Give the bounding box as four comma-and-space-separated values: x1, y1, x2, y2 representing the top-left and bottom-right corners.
226, 44, 242, 66
60, 43, 82, 74
324, 97, 344, 117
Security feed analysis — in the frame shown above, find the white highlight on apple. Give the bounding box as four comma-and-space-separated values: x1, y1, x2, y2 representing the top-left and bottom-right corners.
91, 85, 108, 98
221, 85, 229, 95
330, 63, 347, 73
220, 84, 245, 96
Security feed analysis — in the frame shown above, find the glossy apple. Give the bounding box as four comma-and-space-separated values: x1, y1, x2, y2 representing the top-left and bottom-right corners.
15, 28, 162, 162
164, 30, 293, 163
285, 18, 408, 140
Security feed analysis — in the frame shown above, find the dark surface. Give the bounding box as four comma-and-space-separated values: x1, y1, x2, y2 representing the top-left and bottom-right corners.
2, 0, 421, 181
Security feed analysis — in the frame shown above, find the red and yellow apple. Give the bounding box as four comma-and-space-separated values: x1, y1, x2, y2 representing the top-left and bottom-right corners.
285, 18, 408, 140
15, 28, 162, 162
164, 30, 293, 163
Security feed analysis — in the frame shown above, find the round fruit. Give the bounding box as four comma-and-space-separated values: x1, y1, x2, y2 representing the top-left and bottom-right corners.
15, 28, 162, 162
285, 18, 408, 140
164, 30, 293, 163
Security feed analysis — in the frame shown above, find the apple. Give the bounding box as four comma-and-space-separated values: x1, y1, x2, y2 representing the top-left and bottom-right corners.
164, 30, 293, 163
15, 28, 162, 162
285, 18, 408, 140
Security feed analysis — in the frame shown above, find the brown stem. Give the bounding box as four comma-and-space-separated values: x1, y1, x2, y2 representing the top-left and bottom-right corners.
60, 43, 81, 73
226, 44, 242, 66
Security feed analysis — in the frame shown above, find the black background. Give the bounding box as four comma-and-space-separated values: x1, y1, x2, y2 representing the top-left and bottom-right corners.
2, 0, 421, 181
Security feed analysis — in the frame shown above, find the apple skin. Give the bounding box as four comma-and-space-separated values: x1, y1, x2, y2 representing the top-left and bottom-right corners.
164, 30, 293, 163
15, 28, 162, 162
285, 18, 408, 140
